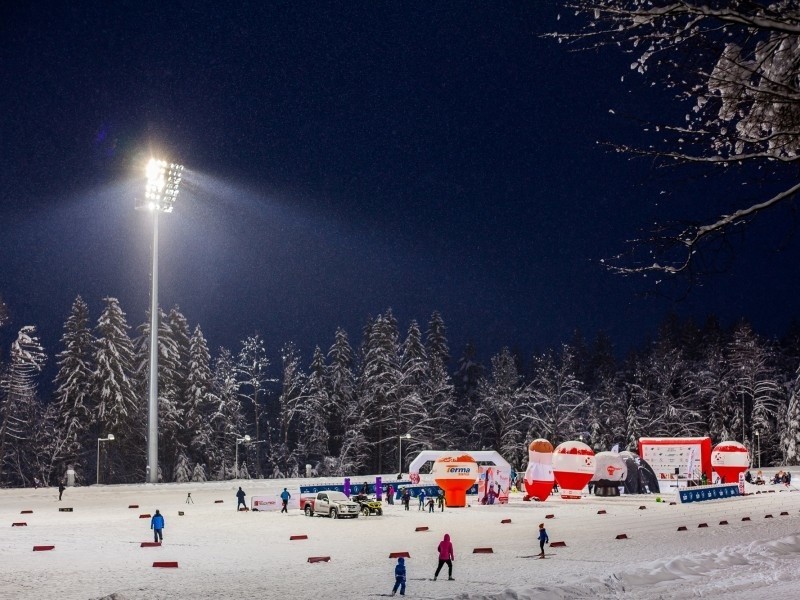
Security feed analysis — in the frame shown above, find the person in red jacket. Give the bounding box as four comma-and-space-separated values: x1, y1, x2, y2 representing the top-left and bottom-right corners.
434, 533, 454, 581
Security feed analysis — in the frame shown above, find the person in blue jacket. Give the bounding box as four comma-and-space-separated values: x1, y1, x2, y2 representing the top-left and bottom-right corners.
151, 509, 165, 543
537, 523, 549, 558
391, 556, 406, 596
280, 487, 291, 513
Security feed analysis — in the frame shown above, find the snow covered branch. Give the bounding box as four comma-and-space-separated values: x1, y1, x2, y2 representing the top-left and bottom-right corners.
553, 1, 800, 275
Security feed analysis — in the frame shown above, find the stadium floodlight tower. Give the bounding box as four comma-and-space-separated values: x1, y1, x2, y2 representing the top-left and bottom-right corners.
139, 158, 184, 483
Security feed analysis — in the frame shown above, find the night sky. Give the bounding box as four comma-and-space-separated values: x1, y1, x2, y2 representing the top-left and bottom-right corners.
2, 2, 799, 374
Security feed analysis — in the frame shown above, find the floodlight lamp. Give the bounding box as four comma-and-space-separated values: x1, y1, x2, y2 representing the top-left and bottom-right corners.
142, 158, 184, 213
107, 434, 115, 441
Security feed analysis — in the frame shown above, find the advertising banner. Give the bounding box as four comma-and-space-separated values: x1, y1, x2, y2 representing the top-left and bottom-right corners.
638, 437, 712, 483
251, 494, 300, 511
477, 465, 511, 504
678, 484, 740, 504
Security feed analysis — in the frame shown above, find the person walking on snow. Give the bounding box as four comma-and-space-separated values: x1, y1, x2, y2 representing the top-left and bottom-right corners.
151, 509, 165, 543
434, 533, 455, 580
280, 488, 291, 513
391, 556, 406, 596
58, 482, 65, 501
236, 486, 247, 511
387, 484, 395, 505
538, 523, 549, 557
418, 490, 425, 510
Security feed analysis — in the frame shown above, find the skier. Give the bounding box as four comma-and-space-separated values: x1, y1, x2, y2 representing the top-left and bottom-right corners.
151, 509, 165, 543
391, 556, 406, 596
58, 482, 65, 501
537, 523, 549, 558
434, 533, 455, 581
280, 487, 291, 513
387, 484, 395, 505
418, 490, 425, 510
402, 489, 411, 511
236, 486, 247, 511
426, 496, 435, 513
437, 490, 445, 512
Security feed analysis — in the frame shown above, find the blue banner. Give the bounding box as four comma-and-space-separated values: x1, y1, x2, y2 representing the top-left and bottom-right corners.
300, 481, 414, 497
300, 480, 479, 499
679, 484, 740, 504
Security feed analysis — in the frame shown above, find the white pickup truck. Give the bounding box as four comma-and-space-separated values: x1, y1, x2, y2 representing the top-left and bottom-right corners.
302, 491, 360, 519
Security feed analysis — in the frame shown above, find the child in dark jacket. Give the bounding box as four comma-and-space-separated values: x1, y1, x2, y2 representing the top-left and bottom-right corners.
538, 523, 549, 557
391, 557, 406, 596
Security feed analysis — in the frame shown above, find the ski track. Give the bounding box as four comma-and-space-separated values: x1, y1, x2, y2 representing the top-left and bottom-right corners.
0, 470, 799, 600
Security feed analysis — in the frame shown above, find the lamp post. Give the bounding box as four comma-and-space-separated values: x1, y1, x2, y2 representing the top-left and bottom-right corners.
398, 433, 411, 475
235, 435, 251, 479
96, 434, 115, 485
756, 431, 761, 469
138, 158, 183, 483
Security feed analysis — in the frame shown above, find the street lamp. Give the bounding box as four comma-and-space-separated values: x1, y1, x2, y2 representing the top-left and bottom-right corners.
235, 435, 251, 479
138, 158, 183, 483
398, 433, 411, 475
96, 434, 115, 485
756, 431, 761, 469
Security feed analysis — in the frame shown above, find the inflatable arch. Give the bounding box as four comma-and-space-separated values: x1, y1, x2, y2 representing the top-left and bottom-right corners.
409, 450, 511, 478
408, 450, 512, 503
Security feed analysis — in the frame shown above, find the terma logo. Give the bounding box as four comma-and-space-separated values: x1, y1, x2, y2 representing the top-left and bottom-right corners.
447, 467, 472, 474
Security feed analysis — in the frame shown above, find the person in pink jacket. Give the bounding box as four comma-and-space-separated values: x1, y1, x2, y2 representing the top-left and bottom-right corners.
434, 533, 455, 580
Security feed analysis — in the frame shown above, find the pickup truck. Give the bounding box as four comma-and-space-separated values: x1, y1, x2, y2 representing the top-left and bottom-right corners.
302, 491, 360, 519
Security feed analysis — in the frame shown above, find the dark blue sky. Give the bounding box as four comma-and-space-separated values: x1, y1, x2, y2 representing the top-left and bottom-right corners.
2, 1, 799, 371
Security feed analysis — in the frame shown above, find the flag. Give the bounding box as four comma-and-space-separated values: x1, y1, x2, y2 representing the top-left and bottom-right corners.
687, 447, 696, 480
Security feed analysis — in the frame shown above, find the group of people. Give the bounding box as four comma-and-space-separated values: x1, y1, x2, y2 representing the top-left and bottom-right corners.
414, 489, 445, 512
772, 470, 792, 485
390, 524, 549, 595
361, 482, 445, 512
236, 486, 292, 512
390, 532, 454, 596
745, 469, 792, 486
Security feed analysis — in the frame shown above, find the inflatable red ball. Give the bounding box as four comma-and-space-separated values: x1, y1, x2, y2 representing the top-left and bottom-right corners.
552, 441, 595, 499
711, 441, 750, 484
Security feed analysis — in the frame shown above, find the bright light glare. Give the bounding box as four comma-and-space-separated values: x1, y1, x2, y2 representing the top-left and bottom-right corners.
146, 158, 165, 182
140, 157, 184, 212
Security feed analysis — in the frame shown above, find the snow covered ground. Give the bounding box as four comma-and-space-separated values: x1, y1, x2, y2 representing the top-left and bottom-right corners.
1, 469, 799, 600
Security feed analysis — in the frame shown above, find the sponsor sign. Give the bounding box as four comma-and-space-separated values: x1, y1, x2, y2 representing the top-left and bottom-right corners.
432, 457, 479, 480
251, 494, 300, 511
477, 466, 511, 504
639, 437, 712, 483
678, 484, 740, 504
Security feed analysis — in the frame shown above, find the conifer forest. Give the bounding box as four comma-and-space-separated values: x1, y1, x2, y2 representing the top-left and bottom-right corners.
1, 294, 799, 488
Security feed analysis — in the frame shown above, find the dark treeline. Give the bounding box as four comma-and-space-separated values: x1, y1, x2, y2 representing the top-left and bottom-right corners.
1, 294, 799, 488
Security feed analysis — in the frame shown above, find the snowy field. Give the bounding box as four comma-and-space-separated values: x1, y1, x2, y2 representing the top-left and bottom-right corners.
1, 469, 799, 600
